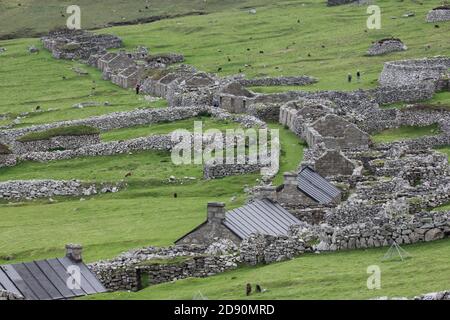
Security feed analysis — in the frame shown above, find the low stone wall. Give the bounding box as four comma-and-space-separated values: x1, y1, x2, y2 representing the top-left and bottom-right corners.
17, 134, 174, 164
0, 106, 208, 143
240, 210, 449, 265
379, 57, 450, 88
89, 241, 238, 292
13, 134, 100, 154
1, 106, 265, 145
239, 76, 317, 87
204, 162, 263, 179
0, 180, 122, 200
317, 211, 449, 251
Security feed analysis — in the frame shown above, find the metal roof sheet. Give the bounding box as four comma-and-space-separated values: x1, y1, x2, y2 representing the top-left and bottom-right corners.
223, 199, 301, 239
0, 258, 106, 300
298, 167, 341, 204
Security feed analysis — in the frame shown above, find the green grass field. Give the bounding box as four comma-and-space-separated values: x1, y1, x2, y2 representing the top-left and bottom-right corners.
0, 0, 449, 299
371, 124, 441, 144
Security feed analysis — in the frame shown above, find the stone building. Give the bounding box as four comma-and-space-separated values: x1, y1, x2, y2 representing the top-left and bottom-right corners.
176, 200, 301, 246
305, 114, 371, 150
314, 149, 356, 177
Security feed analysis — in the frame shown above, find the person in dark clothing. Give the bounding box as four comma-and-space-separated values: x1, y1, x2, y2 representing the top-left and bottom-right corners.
356, 70, 361, 82
347, 73, 352, 83
135, 84, 141, 95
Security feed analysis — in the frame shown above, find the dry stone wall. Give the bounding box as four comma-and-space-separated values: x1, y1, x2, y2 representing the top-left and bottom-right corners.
0, 180, 122, 200
89, 241, 238, 291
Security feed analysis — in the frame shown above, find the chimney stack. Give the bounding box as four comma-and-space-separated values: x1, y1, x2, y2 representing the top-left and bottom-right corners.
65, 244, 83, 262
207, 202, 226, 224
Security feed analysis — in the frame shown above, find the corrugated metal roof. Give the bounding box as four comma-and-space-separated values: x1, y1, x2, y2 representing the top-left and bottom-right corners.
0, 257, 106, 300
223, 199, 301, 239
297, 167, 341, 204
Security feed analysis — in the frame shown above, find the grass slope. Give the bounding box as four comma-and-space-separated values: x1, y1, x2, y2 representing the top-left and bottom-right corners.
371, 124, 440, 144
0, 0, 276, 39
88, 239, 450, 300
0, 123, 304, 264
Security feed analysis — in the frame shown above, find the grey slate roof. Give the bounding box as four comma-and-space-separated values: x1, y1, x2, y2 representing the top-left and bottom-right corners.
297, 166, 341, 204
223, 199, 301, 239
0, 257, 106, 300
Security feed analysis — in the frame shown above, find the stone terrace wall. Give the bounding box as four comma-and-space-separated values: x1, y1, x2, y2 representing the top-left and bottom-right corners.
16, 134, 174, 164
12, 134, 100, 154
0, 180, 121, 200
0, 107, 207, 143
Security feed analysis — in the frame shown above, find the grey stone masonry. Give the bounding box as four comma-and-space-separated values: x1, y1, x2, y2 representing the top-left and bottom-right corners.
426, 6, 450, 23
367, 38, 407, 56
379, 57, 450, 89
0, 180, 122, 200
89, 241, 238, 292
13, 134, 100, 154
238, 76, 317, 87
176, 203, 242, 246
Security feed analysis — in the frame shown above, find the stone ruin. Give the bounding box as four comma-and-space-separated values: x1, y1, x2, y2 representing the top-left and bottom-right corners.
426, 5, 450, 22
367, 38, 407, 56
41, 29, 122, 60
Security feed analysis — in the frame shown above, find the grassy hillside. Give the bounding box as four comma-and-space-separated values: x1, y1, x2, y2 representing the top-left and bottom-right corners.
0, 0, 449, 300
88, 239, 450, 300
0, 0, 275, 39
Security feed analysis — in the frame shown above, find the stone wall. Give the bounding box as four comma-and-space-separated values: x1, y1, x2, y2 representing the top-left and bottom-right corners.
0, 154, 17, 168
203, 162, 263, 180
13, 134, 100, 154
327, 0, 358, 6
0, 180, 122, 200
89, 241, 238, 292
238, 76, 317, 87
240, 210, 449, 265
379, 57, 450, 88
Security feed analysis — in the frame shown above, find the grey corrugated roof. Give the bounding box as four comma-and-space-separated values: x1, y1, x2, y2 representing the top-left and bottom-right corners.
223, 199, 301, 239
0, 257, 106, 300
297, 167, 341, 204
